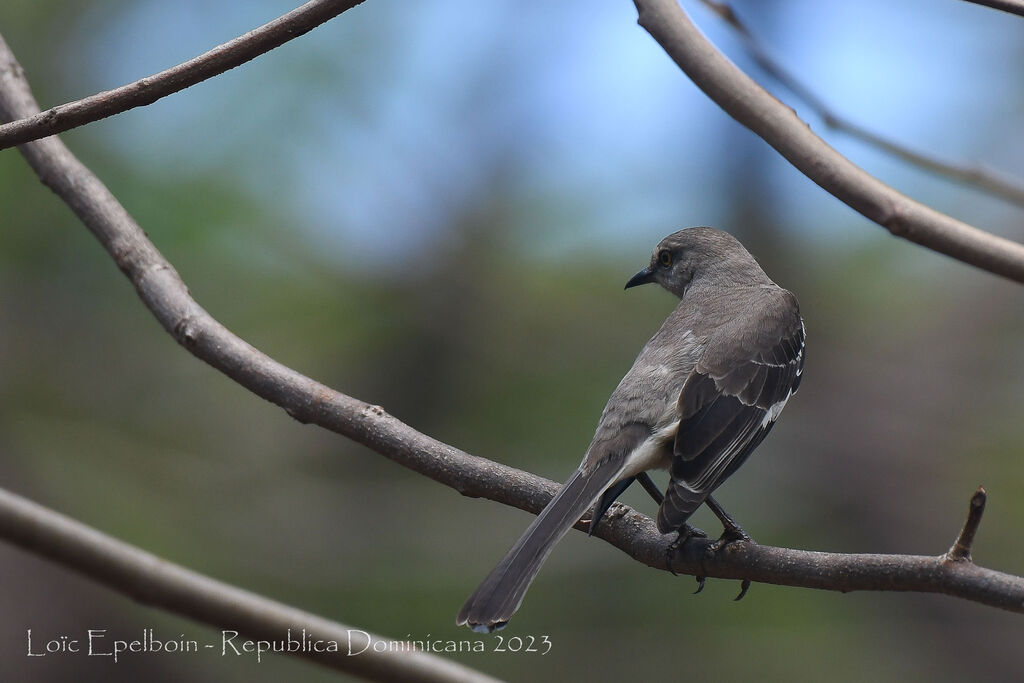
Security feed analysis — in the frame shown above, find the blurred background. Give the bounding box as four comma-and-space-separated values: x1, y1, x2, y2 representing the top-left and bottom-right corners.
1, 0, 1023, 680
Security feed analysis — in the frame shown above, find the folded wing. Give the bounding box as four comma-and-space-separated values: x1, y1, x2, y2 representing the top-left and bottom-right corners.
657, 295, 804, 534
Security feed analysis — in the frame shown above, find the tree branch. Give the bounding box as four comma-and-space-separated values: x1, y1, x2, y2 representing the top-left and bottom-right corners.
698, 0, 1024, 209
0, 487, 498, 683
961, 0, 1024, 18
0, 0, 365, 151
946, 486, 987, 562
634, 0, 1024, 284
2, 31, 1024, 620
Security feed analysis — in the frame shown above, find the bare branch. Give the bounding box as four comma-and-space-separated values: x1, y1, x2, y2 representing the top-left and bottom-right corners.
634, 0, 1024, 284
664, 490, 1024, 613
2, 33, 1024, 618
0, 487, 498, 682
946, 486, 987, 562
0, 0, 365, 151
960, 0, 1024, 18
698, 0, 1024, 209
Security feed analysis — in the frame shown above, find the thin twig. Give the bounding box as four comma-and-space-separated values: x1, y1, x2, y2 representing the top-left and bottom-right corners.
634, 0, 1024, 284
0, 0, 365, 151
0, 488, 498, 682
960, 0, 1024, 18
698, 0, 1024, 209
946, 486, 987, 562
1, 34, 1024, 617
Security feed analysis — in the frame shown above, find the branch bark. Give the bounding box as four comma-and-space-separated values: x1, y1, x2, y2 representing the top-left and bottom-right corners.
2, 33, 1024, 619
0, 487, 498, 683
946, 487, 987, 562
634, 0, 1024, 284
0, 0, 365, 151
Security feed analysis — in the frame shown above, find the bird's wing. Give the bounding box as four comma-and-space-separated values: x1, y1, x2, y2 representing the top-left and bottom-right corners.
657, 292, 804, 534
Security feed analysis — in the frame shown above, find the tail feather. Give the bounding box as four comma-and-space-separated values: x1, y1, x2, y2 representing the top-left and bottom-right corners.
456, 459, 623, 632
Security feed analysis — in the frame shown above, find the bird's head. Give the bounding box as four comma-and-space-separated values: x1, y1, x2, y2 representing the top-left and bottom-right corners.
625, 226, 765, 298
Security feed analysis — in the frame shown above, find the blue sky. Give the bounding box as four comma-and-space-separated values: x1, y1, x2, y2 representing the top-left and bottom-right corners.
62, 0, 1024, 265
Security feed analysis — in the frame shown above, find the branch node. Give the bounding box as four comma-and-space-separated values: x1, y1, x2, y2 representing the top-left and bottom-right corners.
361, 403, 388, 419
172, 313, 202, 347
945, 486, 987, 563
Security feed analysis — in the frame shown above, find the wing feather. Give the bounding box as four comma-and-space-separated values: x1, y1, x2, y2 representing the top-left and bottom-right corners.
657, 299, 804, 534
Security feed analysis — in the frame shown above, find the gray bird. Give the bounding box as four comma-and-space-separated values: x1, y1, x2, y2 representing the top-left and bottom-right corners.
456, 227, 804, 632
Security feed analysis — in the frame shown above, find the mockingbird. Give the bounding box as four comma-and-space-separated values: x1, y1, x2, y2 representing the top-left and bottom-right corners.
457, 227, 804, 632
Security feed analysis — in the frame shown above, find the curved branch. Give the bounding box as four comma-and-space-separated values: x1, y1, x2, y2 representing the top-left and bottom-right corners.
0, 0, 365, 151
634, 0, 1024, 284
1, 26, 1023, 624
698, 0, 1024, 208
0, 487, 498, 683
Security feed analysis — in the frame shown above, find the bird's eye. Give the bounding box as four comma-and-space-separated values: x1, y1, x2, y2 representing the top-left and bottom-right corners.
658, 250, 672, 267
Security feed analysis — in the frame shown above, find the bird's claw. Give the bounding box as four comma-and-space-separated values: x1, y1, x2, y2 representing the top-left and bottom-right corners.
664, 524, 707, 576
706, 527, 753, 557
664, 537, 681, 576
722, 525, 753, 544
692, 526, 754, 601
664, 526, 748, 598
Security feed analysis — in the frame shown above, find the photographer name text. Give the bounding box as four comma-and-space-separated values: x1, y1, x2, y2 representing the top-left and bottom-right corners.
25, 628, 550, 662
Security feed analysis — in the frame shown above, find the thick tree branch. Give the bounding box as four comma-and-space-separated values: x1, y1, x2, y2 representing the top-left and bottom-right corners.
0, 487, 498, 683
634, 0, 1024, 284
698, 0, 1024, 209
0, 0, 365, 151
2, 32, 1024, 619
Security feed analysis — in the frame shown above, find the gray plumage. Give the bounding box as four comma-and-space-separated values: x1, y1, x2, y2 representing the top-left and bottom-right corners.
457, 227, 804, 632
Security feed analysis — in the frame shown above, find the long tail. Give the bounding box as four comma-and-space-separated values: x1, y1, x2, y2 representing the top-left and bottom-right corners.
456, 458, 623, 632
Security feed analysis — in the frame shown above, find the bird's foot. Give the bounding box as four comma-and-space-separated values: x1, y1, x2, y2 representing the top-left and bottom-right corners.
708, 523, 753, 554
703, 524, 753, 602
664, 524, 707, 577
704, 495, 754, 548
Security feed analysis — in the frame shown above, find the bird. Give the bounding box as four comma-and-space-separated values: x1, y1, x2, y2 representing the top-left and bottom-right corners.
456, 227, 804, 633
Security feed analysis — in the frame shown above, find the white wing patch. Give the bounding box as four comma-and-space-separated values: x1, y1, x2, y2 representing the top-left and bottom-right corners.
760, 393, 791, 428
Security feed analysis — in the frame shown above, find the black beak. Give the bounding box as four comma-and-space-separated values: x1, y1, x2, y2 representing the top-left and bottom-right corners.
624, 266, 655, 290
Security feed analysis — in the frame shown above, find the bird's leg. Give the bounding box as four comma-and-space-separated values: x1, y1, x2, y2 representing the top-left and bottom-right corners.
597, 475, 710, 589
590, 472, 668, 535
664, 523, 707, 580
703, 495, 753, 601
636, 471, 665, 505
704, 495, 753, 544
641, 473, 708, 584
